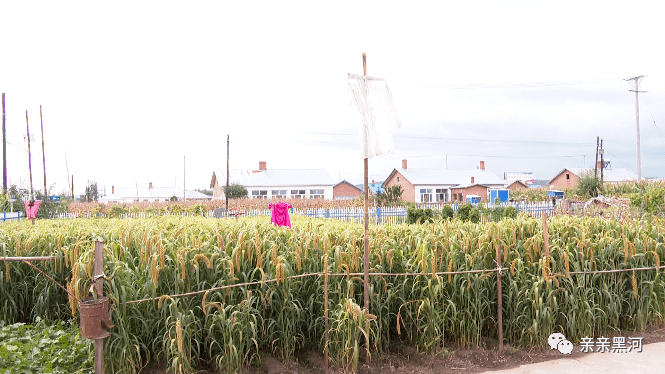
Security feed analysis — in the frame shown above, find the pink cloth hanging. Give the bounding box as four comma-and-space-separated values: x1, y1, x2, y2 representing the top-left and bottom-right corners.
269, 202, 292, 228
24, 201, 42, 220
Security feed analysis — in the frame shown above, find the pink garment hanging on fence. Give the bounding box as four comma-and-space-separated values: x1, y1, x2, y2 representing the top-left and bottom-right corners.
24, 201, 42, 220
269, 202, 292, 228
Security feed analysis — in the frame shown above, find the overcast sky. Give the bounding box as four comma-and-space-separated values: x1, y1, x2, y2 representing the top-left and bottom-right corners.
2, 1, 665, 197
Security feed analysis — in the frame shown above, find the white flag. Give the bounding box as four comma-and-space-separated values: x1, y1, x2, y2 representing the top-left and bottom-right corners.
348, 73, 402, 158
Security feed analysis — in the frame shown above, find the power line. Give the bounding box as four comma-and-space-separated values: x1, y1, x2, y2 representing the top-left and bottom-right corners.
421, 77, 624, 90
642, 95, 665, 148
407, 152, 587, 159
282, 131, 594, 146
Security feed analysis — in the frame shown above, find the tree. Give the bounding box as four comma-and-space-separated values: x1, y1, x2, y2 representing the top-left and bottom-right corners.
376, 185, 404, 206
576, 172, 603, 198
82, 182, 99, 202
223, 183, 248, 199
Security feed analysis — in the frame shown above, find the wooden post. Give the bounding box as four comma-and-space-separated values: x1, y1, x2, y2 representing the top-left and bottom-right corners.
324, 256, 329, 371
94, 240, 105, 374
362, 53, 370, 313
542, 213, 549, 257
2, 93, 6, 197
226, 135, 230, 211
495, 229, 503, 351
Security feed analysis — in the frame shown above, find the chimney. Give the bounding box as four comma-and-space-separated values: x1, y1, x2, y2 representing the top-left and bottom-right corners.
402, 159, 407, 169
259, 161, 267, 170
471, 176, 475, 184
149, 182, 153, 189
479, 161, 485, 170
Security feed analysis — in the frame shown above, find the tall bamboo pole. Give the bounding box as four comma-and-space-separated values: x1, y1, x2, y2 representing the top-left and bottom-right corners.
26, 111, 34, 200
362, 53, 370, 313
40, 105, 47, 198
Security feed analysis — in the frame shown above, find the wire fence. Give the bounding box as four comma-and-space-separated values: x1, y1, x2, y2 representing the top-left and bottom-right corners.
39, 201, 563, 225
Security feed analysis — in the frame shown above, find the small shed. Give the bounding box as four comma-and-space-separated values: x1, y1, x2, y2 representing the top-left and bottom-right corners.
547, 190, 564, 200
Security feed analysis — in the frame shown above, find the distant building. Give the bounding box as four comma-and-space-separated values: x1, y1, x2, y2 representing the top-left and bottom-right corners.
504, 172, 535, 185
333, 180, 362, 200
548, 161, 637, 190
98, 183, 210, 203
210, 161, 335, 200
382, 160, 507, 203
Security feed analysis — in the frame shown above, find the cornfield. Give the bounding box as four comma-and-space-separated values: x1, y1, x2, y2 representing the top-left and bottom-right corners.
1, 214, 664, 373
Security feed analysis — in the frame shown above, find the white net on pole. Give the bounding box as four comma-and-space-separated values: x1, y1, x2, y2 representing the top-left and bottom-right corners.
348, 73, 402, 159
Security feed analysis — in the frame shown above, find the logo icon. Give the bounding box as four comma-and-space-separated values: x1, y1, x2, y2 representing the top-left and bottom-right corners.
548, 333, 573, 354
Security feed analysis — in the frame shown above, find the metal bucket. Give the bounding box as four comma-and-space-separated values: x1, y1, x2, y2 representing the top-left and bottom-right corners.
79, 296, 111, 340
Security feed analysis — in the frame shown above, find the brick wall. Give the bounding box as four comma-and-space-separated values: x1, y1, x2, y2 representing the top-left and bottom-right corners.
451, 185, 489, 202
549, 170, 580, 190
333, 182, 362, 199
383, 170, 416, 202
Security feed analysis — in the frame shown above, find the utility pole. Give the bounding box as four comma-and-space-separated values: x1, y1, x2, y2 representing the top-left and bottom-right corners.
600, 139, 604, 182
625, 76, 646, 181
2, 93, 6, 196
183, 156, 186, 202
445, 154, 448, 169
594, 136, 599, 180
226, 135, 229, 210
25, 111, 34, 200
71, 175, 74, 201
40, 105, 47, 198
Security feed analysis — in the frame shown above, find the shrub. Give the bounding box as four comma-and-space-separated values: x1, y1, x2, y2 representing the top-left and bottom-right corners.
576, 172, 603, 198
406, 206, 434, 224
441, 205, 454, 219
504, 206, 517, 219
469, 208, 480, 223
456, 203, 473, 222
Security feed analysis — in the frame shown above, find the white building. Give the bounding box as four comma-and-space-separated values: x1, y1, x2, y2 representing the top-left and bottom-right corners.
99, 183, 211, 203
210, 161, 335, 200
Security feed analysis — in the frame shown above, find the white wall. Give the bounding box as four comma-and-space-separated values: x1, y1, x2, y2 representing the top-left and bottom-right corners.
247, 185, 334, 200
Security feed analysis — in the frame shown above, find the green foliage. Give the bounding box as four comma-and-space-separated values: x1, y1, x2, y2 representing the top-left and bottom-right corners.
108, 204, 129, 218
504, 206, 518, 219
170, 195, 178, 202
0, 318, 93, 373
468, 208, 480, 223
376, 185, 403, 207
441, 205, 454, 220
187, 203, 207, 216
82, 182, 99, 202
630, 184, 665, 215
456, 203, 473, 222
166, 203, 185, 214
224, 184, 248, 199
406, 206, 434, 224
576, 172, 603, 198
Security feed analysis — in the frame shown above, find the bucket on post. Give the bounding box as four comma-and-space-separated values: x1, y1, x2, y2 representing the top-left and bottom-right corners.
79, 296, 111, 340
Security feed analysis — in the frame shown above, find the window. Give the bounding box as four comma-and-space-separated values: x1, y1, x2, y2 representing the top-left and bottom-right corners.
566, 174, 570, 180
436, 189, 447, 202
271, 190, 287, 199
397, 176, 400, 182
291, 189, 306, 199
251, 190, 267, 199
310, 189, 324, 199
420, 189, 433, 203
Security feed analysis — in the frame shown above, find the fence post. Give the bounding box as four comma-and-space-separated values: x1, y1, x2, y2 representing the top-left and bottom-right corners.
326, 208, 329, 219
377, 206, 381, 224
516, 202, 519, 214
496, 228, 503, 351
94, 240, 106, 374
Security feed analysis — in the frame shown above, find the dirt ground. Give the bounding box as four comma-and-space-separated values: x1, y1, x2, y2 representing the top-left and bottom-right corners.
144, 325, 665, 374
